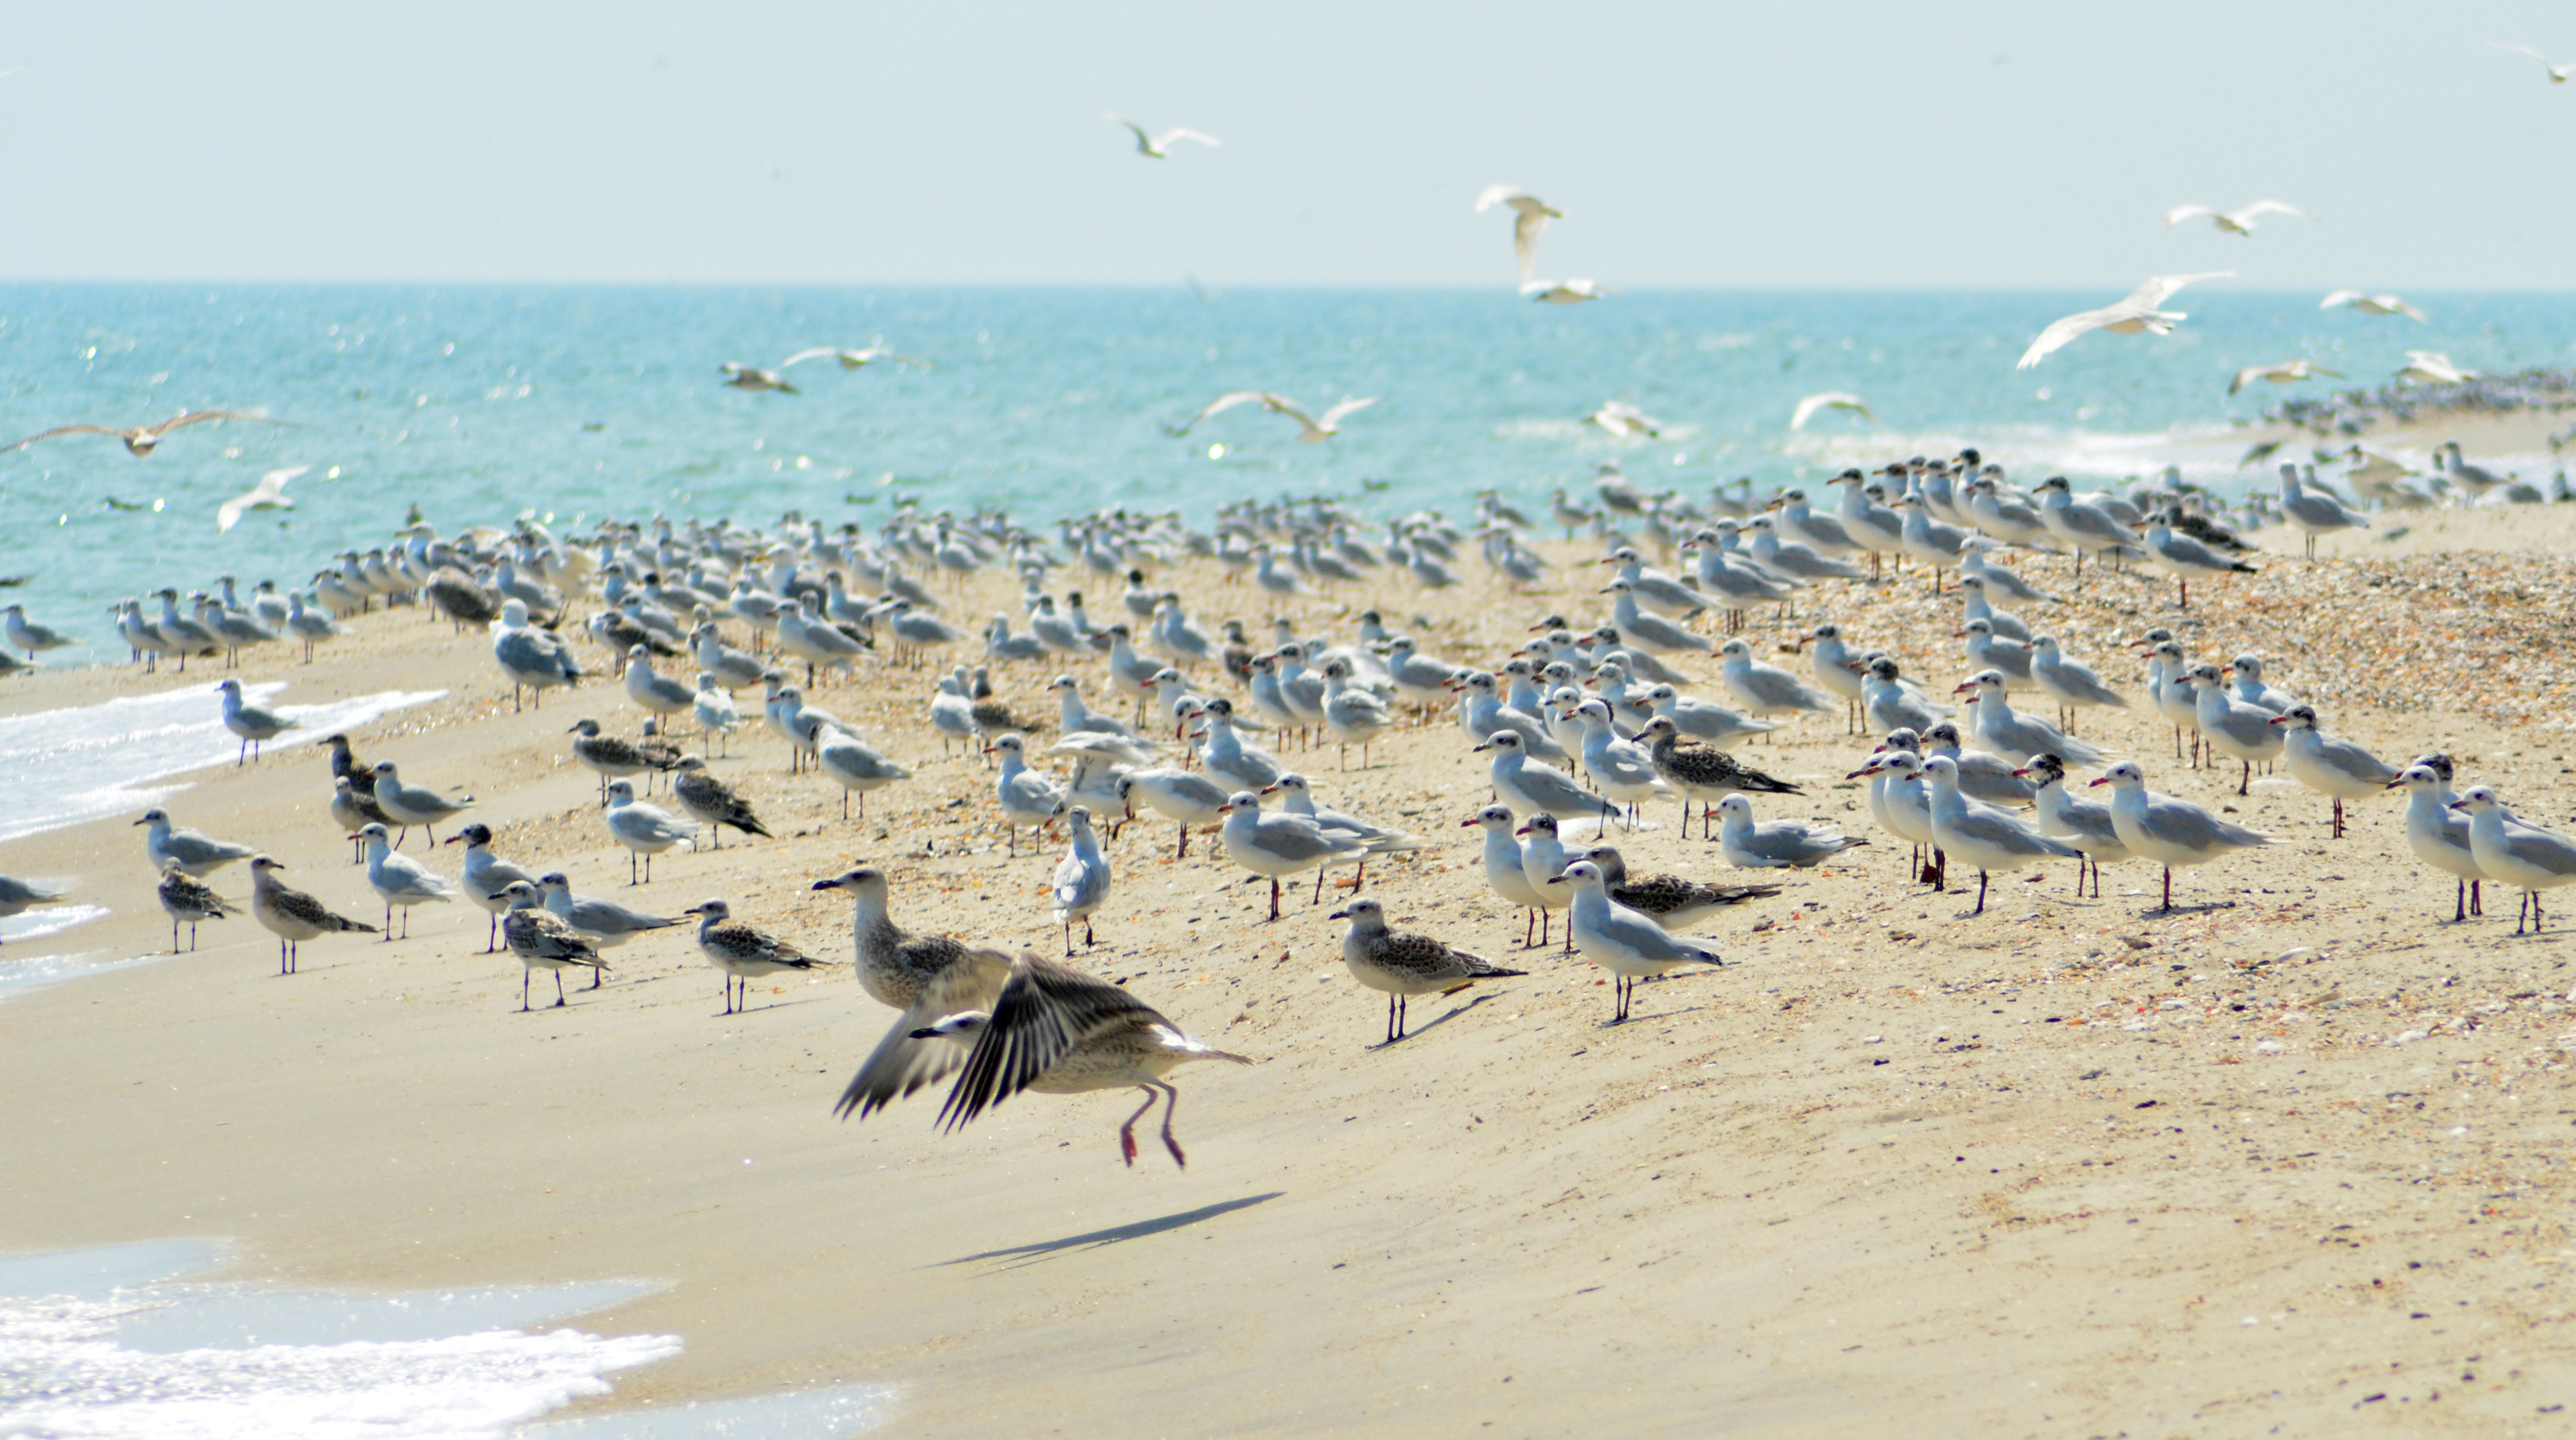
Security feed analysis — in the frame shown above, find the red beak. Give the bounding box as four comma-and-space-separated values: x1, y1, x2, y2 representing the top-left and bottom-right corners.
2087, 776, 2111, 787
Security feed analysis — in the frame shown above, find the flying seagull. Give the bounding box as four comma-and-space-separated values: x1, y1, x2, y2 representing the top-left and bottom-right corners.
1474, 185, 1561, 284
2228, 360, 2342, 396
1790, 392, 1875, 429
2319, 290, 2429, 322
1166, 392, 1376, 442
1591, 401, 1665, 438
2397, 350, 2475, 385
1520, 278, 1607, 304
2161, 201, 2315, 235
781, 344, 928, 371
719, 363, 796, 394
2490, 42, 2575, 83
6, 409, 284, 458
216, 465, 309, 533
2016, 272, 2231, 370
1105, 115, 1221, 158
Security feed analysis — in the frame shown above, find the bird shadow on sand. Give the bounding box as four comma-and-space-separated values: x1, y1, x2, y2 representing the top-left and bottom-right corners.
936, 1193, 1283, 1272
1366, 991, 1498, 1050
2129, 901, 2241, 919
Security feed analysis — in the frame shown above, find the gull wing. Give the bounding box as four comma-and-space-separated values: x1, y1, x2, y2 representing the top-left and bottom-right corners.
936, 954, 1168, 1129
2232, 200, 2314, 223
1165, 390, 1270, 436
835, 946, 1015, 1119
1474, 184, 1533, 213
2227, 364, 2277, 396
2318, 289, 2364, 311
3, 423, 125, 451
2015, 304, 2118, 370
2160, 204, 2217, 226
2385, 296, 2430, 322
2120, 271, 2232, 311
217, 465, 309, 533
1103, 115, 1154, 153
147, 409, 284, 438
1790, 392, 1871, 430
1152, 128, 1221, 150
1318, 395, 1378, 428
779, 347, 845, 368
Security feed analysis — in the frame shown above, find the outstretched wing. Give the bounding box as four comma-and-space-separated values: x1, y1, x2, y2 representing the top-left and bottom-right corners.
780, 348, 844, 368
1790, 392, 1870, 430
2234, 200, 2313, 223
1103, 115, 1154, 153
3, 424, 125, 451
835, 948, 1013, 1119
1474, 184, 1531, 213
1166, 390, 1270, 436
1318, 395, 1378, 428
2121, 271, 2232, 311
217, 465, 308, 532
2015, 305, 2114, 370
2160, 204, 2217, 226
147, 409, 285, 438
1153, 128, 1221, 150
2317, 289, 2363, 311
935, 954, 1167, 1130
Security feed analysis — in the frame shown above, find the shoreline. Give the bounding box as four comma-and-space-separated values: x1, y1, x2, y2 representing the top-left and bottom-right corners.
7, 524, 2576, 1433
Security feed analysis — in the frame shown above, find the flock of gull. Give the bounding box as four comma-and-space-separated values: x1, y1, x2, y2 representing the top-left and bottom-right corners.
7, 435, 2576, 1171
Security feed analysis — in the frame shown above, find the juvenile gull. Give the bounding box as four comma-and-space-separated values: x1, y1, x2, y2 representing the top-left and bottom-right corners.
568, 717, 675, 803
214, 678, 297, 765
154, 863, 231, 952
1329, 897, 1526, 1044
2272, 705, 2396, 838
136, 807, 254, 878
2388, 763, 2487, 921
358, 822, 457, 940
248, 854, 376, 974
684, 898, 823, 1014
1551, 860, 1724, 1023
1716, 793, 1866, 871
1584, 845, 1780, 927
1637, 714, 1796, 838
604, 778, 698, 883
1217, 791, 1370, 920
496, 882, 608, 1010
669, 756, 771, 848
917, 952, 1253, 1168
2090, 761, 2274, 911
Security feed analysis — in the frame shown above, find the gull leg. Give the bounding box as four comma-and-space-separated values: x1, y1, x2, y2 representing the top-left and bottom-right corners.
1119, 1087, 1156, 1167
1158, 1082, 1188, 1168
554, 970, 567, 1008
2455, 878, 2466, 924
1268, 877, 1282, 921
2161, 866, 2173, 912
2238, 760, 2250, 797
1973, 869, 1988, 916
2472, 879, 2482, 917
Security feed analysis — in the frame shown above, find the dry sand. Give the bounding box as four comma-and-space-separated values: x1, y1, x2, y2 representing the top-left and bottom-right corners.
6, 520, 2576, 1436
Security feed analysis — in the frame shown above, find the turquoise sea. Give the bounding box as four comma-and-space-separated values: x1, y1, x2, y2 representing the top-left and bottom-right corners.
3, 284, 2574, 662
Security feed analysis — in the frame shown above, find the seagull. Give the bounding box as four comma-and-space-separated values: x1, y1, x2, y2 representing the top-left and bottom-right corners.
2161, 201, 2314, 235
248, 853, 376, 972
2489, 41, 2576, 83
1329, 896, 1525, 1044
136, 807, 254, 877
2089, 761, 2273, 911
155, 862, 232, 952
2016, 273, 2232, 369
5, 409, 285, 457
2453, 788, 2576, 934
916, 952, 1252, 1168
215, 465, 308, 532
2228, 360, 2342, 396
684, 898, 822, 1014
1789, 392, 1874, 430
1474, 185, 1561, 283
781, 343, 926, 371
1550, 860, 1724, 1024
2398, 350, 2475, 385
2278, 464, 2371, 558
495, 883, 607, 1010
1521, 278, 1607, 304
1106, 115, 1221, 158
2319, 290, 2429, 323
2271, 704, 2396, 839
2387, 763, 2487, 922
1590, 401, 1664, 438
214, 677, 297, 765
1166, 392, 1376, 442
1715, 793, 1867, 871
357, 822, 458, 940
719, 363, 797, 394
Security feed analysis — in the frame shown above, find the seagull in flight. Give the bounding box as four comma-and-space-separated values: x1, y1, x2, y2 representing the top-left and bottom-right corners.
781, 343, 928, 371
1166, 392, 1376, 442
2161, 201, 2315, 235
1521, 278, 1607, 305
216, 465, 309, 533
6, 409, 285, 458
1105, 115, 1221, 159
2490, 42, 2575, 83
2015, 273, 2231, 370
1590, 401, 1665, 438
1474, 185, 1562, 284
2320, 290, 2430, 323
2397, 350, 2475, 385
2227, 360, 2342, 396
720, 363, 797, 394
1790, 392, 1875, 429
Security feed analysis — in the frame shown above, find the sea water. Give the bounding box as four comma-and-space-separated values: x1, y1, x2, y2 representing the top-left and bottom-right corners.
5, 283, 2574, 668
0, 1240, 891, 1438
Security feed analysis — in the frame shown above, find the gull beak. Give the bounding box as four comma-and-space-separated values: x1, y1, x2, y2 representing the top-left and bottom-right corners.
1596, 586, 1616, 595
1952, 682, 1976, 695
2087, 777, 2111, 788
442, 833, 463, 845
1513, 825, 1533, 836
1842, 767, 1874, 780
1471, 741, 1493, 753
809, 877, 840, 891
2266, 716, 2290, 726
1459, 816, 1479, 828
2384, 778, 2407, 791
2009, 768, 2031, 779
131, 817, 149, 826
1259, 784, 1280, 795
1327, 908, 1350, 920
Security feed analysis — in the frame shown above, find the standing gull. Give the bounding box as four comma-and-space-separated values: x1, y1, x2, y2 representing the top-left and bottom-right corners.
2272, 705, 2396, 838
136, 808, 253, 877
155, 863, 232, 952
1329, 897, 1525, 1044
2090, 762, 2273, 911
1466, 805, 1551, 948
1050, 806, 1114, 953
2454, 788, 2576, 934
2015, 752, 2129, 897
1551, 860, 1723, 1024
248, 854, 376, 973
2387, 763, 2486, 922
1718, 638, 1835, 724
214, 678, 297, 765
684, 898, 823, 1014
1636, 714, 1797, 838
1919, 756, 2082, 915
370, 761, 473, 847
604, 778, 698, 883
446, 822, 537, 952
1583, 845, 1780, 926
538, 872, 677, 953
1216, 792, 1370, 920
496, 882, 608, 1010
358, 822, 457, 940
669, 756, 771, 849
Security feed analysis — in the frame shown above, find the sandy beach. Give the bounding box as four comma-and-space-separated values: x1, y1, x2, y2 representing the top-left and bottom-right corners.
7, 477, 2576, 1435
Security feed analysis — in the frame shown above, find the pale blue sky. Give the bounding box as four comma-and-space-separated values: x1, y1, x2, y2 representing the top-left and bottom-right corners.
5, 1, 2571, 287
